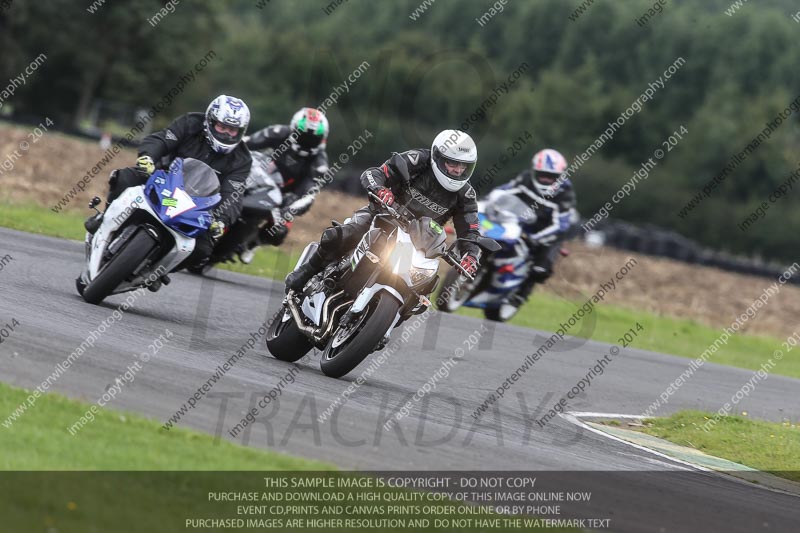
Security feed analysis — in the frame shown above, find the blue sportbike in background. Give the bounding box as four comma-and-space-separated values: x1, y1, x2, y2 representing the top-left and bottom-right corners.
438, 194, 535, 322
76, 158, 221, 304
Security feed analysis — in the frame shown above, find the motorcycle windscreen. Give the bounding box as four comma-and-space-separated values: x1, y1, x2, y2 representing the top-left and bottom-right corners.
408, 217, 448, 259
486, 194, 536, 226
144, 158, 221, 237
181, 158, 221, 196
247, 151, 284, 189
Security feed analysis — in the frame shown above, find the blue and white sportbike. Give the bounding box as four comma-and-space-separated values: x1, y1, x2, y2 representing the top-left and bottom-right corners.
438, 193, 535, 322
76, 158, 220, 304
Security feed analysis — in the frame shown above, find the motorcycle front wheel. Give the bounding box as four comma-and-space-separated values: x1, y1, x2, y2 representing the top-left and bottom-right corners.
82, 230, 156, 305
320, 293, 400, 378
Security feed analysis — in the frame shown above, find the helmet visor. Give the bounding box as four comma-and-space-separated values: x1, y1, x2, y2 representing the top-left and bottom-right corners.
294, 130, 324, 151
209, 119, 245, 146
433, 150, 476, 182
534, 170, 559, 185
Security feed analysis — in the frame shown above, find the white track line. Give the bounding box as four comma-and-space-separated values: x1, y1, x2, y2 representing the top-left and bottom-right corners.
559, 411, 704, 472
560, 411, 800, 498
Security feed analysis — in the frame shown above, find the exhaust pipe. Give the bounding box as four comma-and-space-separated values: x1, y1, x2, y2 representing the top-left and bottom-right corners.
285, 291, 317, 336
285, 290, 354, 344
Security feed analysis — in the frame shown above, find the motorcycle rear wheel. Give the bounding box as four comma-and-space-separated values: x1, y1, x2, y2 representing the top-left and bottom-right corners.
320, 293, 400, 378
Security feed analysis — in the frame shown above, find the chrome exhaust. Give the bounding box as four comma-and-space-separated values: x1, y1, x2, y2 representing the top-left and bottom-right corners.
315, 299, 354, 343
285, 291, 317, 336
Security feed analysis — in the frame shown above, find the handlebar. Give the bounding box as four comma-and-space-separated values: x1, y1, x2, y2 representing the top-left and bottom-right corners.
368, 190, 478, 282
367, 191, 403, 221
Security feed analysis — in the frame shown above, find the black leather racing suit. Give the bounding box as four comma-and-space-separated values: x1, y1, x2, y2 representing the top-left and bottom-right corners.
245, 124, 329, 216
314, 149, 481, 263
107, 112, 252, 269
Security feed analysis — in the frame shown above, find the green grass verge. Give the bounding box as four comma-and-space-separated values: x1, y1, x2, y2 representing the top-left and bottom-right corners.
0, 381, 330, 470
0, 381, 572, 532
2, 201, 798, 380
456, 292, 798, 379
638, 410, 800, 483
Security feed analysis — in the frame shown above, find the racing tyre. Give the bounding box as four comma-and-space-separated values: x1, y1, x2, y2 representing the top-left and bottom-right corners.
265, 306, 314, 362
320, 293, 400, 378
82, 230, 156, 305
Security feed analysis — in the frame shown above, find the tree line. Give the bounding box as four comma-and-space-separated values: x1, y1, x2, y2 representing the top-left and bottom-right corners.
2, 0, 798, 261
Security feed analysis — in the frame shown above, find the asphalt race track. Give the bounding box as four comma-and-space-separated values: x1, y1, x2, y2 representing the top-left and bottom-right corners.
2, 227, 799, 532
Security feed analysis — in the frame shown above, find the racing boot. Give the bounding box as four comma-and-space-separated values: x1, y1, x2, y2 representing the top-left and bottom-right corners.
238, 247, 256, 265
84, 213, 103, 234
284, 251, 326, 293
84, 197, 106, 234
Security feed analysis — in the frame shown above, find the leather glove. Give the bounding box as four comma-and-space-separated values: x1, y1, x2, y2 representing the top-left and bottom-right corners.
136, 155, 155, 175
374, 187, 394, 206
209, 219, 226, 242
271, 223, 289, 242
460, 254, 479, 276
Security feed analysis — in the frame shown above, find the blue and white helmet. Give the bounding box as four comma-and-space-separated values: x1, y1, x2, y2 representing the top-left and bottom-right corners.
204, 95, 251, 154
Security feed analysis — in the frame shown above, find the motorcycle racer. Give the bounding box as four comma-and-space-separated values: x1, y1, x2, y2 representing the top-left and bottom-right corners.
85, 94, 252, 273
240, 107, 331, 263
486, 148, 577, 308
284, 129, 482, 292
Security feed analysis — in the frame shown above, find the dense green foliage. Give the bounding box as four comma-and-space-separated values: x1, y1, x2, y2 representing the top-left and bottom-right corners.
2, 0, 799, 260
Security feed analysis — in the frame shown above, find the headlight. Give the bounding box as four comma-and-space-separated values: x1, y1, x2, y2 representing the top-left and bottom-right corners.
409, 266, 437, 285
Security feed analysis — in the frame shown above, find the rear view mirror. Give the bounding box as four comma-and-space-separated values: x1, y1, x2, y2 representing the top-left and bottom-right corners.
478, 236, 501, 252
449, 237, 501, 254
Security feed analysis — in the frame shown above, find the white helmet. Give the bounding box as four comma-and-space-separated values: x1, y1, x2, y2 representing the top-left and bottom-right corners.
431, 129, 477, 192
204, 95, 251, 154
